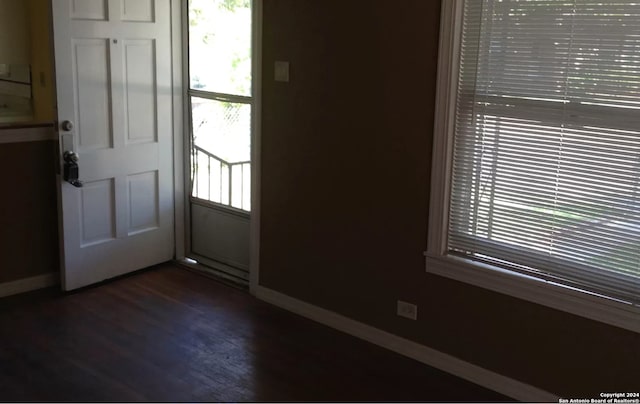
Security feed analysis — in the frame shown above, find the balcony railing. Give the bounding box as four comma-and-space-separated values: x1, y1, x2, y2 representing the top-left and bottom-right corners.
191, 145, 251, 211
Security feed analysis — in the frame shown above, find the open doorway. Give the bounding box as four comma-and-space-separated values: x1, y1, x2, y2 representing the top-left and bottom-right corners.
185, 0, 256, 284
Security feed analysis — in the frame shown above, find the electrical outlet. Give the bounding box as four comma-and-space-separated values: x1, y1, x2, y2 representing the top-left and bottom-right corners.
397, 300, 418, 320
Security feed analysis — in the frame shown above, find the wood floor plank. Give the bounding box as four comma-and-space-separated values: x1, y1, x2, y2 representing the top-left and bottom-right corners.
0, 264, 510, 402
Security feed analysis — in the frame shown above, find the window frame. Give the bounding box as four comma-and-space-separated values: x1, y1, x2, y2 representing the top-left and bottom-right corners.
426, 0, 640, 334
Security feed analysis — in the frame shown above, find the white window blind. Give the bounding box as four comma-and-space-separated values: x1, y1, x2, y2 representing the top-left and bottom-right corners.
449, 0, 640, 305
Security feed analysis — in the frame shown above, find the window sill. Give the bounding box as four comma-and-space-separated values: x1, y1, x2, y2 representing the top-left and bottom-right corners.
424, 253, 640, 334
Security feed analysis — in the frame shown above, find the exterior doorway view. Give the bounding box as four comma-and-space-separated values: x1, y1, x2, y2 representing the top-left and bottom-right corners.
186, 0, 254, 283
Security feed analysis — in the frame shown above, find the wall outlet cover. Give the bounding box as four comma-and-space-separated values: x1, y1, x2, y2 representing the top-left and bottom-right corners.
397, 300, 418, 320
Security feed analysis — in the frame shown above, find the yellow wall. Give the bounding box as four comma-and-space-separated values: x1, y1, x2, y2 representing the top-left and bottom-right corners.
0, 0, 29, 64
28, 0, 55, 122
0, 0, 57, 284
0, 0, 54, 123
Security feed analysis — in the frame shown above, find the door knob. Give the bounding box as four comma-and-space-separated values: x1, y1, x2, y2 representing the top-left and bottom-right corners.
61, 120, 74, 132
64, 151, 79, 163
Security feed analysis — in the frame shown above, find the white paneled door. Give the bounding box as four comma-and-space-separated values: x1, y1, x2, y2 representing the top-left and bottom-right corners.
53, 0, 174, 290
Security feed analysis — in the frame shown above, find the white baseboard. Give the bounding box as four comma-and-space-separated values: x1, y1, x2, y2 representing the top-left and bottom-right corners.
255, 285, 558, 402
0, 273, 58, 298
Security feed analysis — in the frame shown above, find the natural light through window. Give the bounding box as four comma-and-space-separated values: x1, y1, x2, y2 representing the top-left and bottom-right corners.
188, 0, 252, 211
445, 0, 640, 305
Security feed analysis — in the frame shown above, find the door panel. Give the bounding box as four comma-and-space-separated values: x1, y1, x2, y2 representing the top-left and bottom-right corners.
79, 179, 116, 246
123, 39, 157, 143
73, 38, 113, 151
54, 0, 174, 290
127, 171, 159, 235
121, 0, 155, 22
70, 0, 108, 21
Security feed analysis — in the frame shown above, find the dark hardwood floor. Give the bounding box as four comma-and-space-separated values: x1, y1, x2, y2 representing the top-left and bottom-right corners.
0, 264, 509, 402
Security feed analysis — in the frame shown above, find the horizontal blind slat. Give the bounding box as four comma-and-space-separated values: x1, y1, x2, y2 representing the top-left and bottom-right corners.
449, 0, 640, 305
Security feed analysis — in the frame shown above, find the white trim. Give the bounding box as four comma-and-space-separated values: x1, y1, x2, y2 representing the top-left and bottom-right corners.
0, 124, 56, 144
192, 197, 250, 219
172, 0, 185, 260
425, 254, 640, 334
189, 89, 252, 104
0, 273, 58, 298
249, 0, 263, 294
180, 0, 192, 262
428, 0, 463, 256
254, 285, 558, 402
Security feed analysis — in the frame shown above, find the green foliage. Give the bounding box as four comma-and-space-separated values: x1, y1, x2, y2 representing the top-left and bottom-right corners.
188, 5, 202, 26
188, 0, 252, 95
219, 0, 250, 12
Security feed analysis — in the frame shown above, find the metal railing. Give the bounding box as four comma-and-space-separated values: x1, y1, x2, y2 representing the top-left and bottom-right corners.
192, 145, 251, 211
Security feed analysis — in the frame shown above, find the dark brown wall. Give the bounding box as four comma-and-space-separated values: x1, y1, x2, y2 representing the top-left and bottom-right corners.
259, 0, 639, 397
0, 139, 59, 282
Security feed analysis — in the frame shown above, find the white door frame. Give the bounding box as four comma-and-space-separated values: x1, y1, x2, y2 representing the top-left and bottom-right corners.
172, 0, 186, 261
178, 0, 262, 293
249, 0, 263, 294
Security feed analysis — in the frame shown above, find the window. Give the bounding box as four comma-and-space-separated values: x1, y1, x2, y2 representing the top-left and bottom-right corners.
428, 0, 640, 331
188, 0, 253, 212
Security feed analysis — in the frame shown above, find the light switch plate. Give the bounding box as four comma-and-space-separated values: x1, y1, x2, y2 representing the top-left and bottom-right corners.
0, 64, 9, 78
274, 61, 289, 82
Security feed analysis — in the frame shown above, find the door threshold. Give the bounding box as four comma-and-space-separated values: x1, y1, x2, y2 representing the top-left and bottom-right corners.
175, 258, 249, 291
